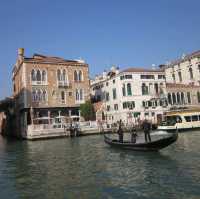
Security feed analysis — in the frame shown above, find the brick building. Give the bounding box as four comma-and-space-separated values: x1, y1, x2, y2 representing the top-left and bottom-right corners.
12, 48, 90, 137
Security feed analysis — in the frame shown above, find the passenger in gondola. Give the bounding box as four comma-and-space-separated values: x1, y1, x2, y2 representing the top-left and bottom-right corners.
130, 125, 137, 143
142, 119, 151, 142
117, 120, 124, 143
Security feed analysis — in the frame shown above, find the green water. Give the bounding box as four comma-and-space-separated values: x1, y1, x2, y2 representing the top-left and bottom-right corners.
0, 132, 200, 199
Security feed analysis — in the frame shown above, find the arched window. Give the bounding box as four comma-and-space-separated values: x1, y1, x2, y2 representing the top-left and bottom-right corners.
168, 93, 172, 105
42, 90, 47, 101
187, 92, 191, 104
74, 71, 78, 81
78, 71, 82, 81
181, 92, 185, 104
38, 89, 42, 101
31, 69, 36, 81
36, 70, 41, 81
172, 93, 176, 104
127, 83, 132, 96
80, 89, 83, 100
197, 91, 200, 103
63, 69, 66, 81
61, 91, 65, 103
154, 83, 158, 94
189, 68, 193, 80
75, 89, 79, 100
178, 71, 182, 82
32, 89, 36, 101
142, 83, 148, 95
57, 69, 61, 81
42, 70, 46, 82
177, 92, 181, 104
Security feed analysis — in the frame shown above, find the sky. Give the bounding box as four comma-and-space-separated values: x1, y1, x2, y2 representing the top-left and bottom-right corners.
0, 0, 200, 99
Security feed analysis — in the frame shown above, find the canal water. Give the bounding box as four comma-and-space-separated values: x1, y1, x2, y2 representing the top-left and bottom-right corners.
0, 132, 200, 199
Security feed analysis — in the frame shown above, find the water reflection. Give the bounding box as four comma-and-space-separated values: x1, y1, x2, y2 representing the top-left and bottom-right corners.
0, 133, 200, 199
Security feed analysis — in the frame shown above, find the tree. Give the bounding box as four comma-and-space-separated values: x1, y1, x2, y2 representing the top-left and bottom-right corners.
80, 101, 95, 121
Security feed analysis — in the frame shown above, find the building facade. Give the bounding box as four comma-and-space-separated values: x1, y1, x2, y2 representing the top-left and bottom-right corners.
12, 48, 90, 137
91, 66, 167, 125
164, 50, 200, 85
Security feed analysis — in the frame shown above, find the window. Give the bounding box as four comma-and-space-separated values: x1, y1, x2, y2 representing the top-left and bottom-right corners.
31, 69, 36, 81
78, 71, 82, 81
57, 69, 61, 81
106, 92, 109, 101
122, 84, 126, 96
61, 91, 65, 103
187, 92, 191, 104
127, 83, 132, 96
42, 90, 47, 101
141, 75, 154, 79
172, 74, 175, 82
197, 91, 200, 103
114, 104, 118, 110
112, 88, 117, 99
42, 70, 46, 82
120, 76, 124, 80
63, 69, 66, 81
158, 75, 165, 79
75, 89, 84, 101
122, 101, 135, 109
36, 70, 41, 81
178, 71, 182, 82
185, 116, 191, 122
189, 68, 193, 80
142, 83, 148, 95
154, 83, 158, 94
172, 93, 176, 104
168, 93, 172, 105
125, 75, 132, 79
177, 93, 181, 104
74, 71, 78, 81
32, 89, 48, 102
107, 105, 110, 111
123, 102, 127, 109
181, 92, 185, 104
106, 82, 109, 86
80, 89, 83, 100
75, 89, 79, 101
113, 79, 115, 84
192, 115, 198, 121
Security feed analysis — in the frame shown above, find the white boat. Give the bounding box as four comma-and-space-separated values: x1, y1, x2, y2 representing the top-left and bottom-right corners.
157, 109, 200, 132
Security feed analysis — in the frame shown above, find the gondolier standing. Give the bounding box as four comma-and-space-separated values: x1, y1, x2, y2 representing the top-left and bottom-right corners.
117, 120, 124, 143
142, 119, 151, 142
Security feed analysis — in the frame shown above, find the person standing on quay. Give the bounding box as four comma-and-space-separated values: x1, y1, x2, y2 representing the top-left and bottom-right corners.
142, 119, 151, 142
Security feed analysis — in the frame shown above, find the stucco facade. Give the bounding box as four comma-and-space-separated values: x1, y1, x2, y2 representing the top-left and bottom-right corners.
12, 48, 90, 137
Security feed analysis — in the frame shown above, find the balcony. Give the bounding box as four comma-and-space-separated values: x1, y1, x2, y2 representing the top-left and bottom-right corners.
58, 81, 71, 88
32, 81, 47, 86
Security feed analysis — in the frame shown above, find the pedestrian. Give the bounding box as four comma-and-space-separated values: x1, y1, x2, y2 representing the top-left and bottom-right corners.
142, 119, 151, 142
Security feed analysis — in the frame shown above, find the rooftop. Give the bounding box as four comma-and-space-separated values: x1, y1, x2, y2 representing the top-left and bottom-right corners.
24, 53, 86, 64
121, 67, 164, 73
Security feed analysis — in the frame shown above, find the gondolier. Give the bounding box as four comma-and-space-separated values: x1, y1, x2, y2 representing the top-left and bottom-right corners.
117, 120, 124, 143
142, 119, 151, 142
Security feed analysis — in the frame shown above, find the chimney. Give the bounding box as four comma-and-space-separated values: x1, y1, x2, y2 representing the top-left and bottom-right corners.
18, 48, 24, 61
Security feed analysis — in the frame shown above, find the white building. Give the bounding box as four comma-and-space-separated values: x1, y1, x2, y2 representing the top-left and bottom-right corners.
163, 50, 200, 107
91, 66, 168, 125
164, 50, 200, 85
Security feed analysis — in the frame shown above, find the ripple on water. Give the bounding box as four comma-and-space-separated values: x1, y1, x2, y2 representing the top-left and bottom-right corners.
0, 132, 200, 199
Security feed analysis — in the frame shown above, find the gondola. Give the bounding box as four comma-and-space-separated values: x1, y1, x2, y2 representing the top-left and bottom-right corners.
104, 132, 178, 151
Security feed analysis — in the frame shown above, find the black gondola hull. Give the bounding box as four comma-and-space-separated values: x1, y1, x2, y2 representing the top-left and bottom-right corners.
104, 132, 178, 151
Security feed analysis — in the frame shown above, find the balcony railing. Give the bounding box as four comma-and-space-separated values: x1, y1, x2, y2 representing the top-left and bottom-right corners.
57, 81, 71, 88
32, 81, 47, 85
